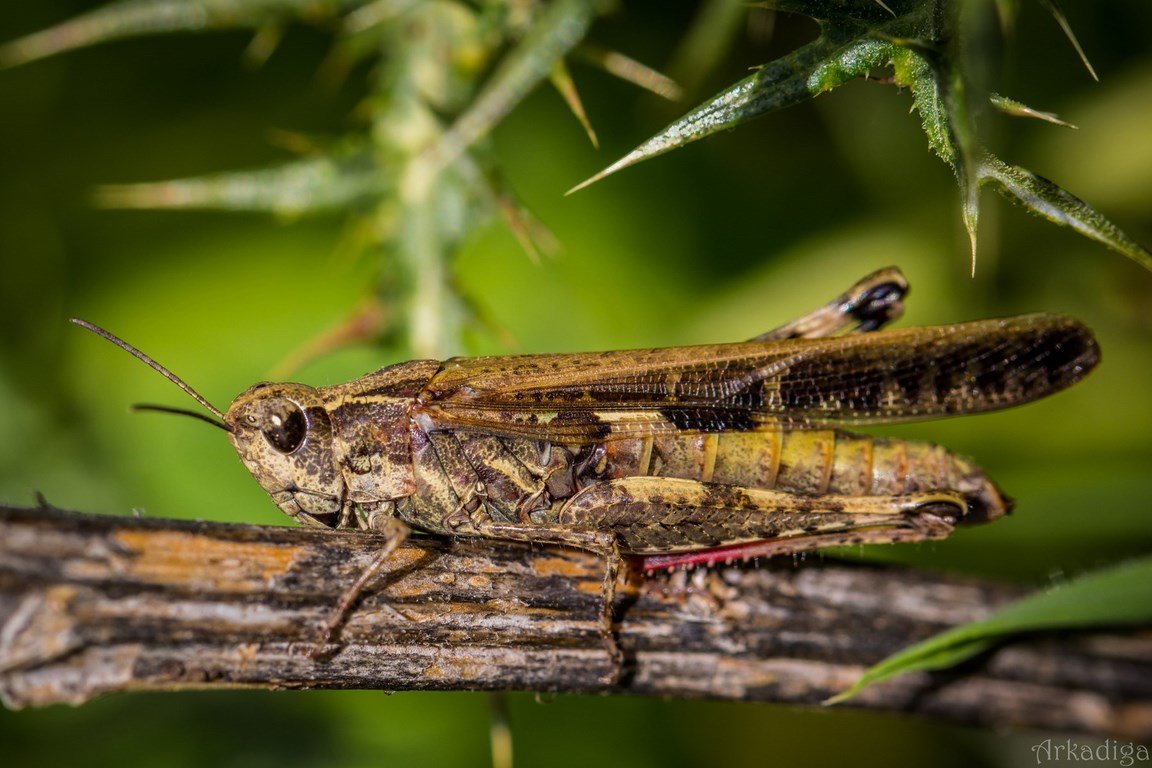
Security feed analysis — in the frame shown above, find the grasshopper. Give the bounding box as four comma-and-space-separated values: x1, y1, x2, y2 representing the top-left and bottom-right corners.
73, 267, 1099, 652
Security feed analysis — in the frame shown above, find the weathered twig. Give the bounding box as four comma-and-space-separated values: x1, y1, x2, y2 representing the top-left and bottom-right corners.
1, 503, 1149, 739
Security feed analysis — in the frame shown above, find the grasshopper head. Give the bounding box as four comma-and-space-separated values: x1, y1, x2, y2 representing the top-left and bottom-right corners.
226, 382, 346, 528
69, 319, 350, 529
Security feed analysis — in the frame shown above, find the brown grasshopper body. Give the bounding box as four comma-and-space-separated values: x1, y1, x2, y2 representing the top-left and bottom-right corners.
74, 267, 1099, 649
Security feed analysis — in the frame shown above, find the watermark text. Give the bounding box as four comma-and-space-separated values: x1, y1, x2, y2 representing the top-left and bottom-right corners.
1033, 739, 1149, 766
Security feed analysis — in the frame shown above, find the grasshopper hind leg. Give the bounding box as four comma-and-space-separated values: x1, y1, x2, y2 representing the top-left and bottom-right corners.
752, 266, 909, 341
557, 476, 970, 572
638, 496, 965, 572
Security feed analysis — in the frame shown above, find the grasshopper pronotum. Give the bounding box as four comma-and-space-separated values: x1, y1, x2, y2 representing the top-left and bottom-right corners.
74, 267, 1099, 652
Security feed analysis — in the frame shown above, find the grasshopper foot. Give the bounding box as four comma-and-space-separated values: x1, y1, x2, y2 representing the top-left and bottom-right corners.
308, 517, 410, 660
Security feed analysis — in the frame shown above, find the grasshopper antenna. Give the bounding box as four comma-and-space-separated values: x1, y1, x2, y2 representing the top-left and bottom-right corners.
70, 318, 231, 431
131, 403, 230, 432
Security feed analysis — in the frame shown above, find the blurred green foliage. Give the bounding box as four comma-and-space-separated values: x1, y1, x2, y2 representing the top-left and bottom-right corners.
0, 1, 1150, 766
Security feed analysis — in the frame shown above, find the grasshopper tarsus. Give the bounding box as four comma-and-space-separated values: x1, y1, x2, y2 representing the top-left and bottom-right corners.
311, 518, 411, 657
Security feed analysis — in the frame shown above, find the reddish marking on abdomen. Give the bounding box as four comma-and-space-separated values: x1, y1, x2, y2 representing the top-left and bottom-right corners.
639, 540, 792, 571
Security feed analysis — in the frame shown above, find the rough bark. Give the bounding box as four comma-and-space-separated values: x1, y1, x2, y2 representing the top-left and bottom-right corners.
1, 503, 1149, 739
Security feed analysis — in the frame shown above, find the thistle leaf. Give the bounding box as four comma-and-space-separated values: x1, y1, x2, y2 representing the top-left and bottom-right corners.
1037, 0, 1098, 81
571, 0, 941, 193
577, 44, 683, 101
95, 147, 383, 217
550, 59, 599, 148
423, 0, 607, 180
0, 0, 349, 69
990, 92, 1077, 129
568, 36, 842, 194
570, 0, 1149, 272
979, 155, 1152, 272
1, 0, 617, 358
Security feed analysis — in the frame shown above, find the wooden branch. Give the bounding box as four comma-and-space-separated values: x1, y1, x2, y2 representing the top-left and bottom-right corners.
1, 503, 1150, 739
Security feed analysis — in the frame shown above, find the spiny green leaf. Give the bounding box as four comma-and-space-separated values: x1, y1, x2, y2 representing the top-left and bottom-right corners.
550, 59, 599, 148
1037, 0, 1098, 81
570, 0, 936, 192
567, 37, 840, 194
95, 147, 383, 217
829, 557, 1152, 704
990, 92, 1077, 129
0, 0, 352, 69
979, 155, 1152, 272
873, 0, 897, 17
2, 0, 618, 360
421, 0, 608, 182
570, 0, 1150, 273
576, 44, 683, 102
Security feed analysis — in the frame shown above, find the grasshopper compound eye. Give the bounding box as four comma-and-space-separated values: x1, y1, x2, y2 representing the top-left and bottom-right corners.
259, 401, 307, 454
226, 382, 344, 526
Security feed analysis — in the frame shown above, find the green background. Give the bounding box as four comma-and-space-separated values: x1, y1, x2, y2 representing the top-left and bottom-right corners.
1, 1, 1150, 766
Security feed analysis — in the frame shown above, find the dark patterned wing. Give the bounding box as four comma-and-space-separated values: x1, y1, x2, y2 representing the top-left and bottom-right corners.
416, 315, 1098, 443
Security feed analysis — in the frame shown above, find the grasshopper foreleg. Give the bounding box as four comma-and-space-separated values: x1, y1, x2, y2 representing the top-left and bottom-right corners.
312, 515, 412, 658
